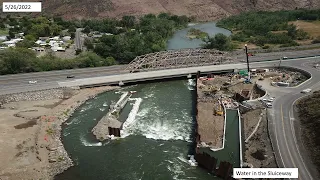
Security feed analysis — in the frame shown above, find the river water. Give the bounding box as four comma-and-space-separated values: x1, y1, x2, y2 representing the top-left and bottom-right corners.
57, 23, 233, 180
167, 22, 231, 50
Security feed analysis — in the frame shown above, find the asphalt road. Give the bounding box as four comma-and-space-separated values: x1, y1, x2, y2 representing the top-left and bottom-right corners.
261, 59, 320, 180
75, 28, 83, 50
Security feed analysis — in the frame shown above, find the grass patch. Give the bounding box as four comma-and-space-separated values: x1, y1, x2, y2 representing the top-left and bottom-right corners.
290, 20, 320, 38
46, 128, 54, 135
187, 28, 208, 39
0, 29, 8, 36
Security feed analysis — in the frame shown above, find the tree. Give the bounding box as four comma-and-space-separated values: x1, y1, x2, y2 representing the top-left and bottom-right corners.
68, 25, 76, 33
82, 26, 90, 34
120, 16, 136, 28
287, 24, 297, 39
75, 49, 82, 55
84, 38, 94, 50
8, 30, 15, 38
70, 32, 75, 39
202, 33, 233, 51
16, 39, 35, 48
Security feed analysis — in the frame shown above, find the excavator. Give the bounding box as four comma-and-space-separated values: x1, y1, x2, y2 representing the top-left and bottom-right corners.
214, 104, 223, 116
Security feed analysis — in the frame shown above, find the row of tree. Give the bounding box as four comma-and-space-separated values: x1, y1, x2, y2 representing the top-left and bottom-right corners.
216, 9, 319, 46
0, 48, 116, 75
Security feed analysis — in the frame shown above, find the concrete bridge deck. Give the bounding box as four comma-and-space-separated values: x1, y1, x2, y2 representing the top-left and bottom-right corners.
57, 57, 314, 88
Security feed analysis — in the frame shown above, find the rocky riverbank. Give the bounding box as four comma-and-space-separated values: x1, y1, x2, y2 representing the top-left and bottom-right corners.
0, 86, 119, 180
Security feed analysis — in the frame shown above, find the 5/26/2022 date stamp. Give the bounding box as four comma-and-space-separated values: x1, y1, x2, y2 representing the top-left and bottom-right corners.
2, 2, 42, 12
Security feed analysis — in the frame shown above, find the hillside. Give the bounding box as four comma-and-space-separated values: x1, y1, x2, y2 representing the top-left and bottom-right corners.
2, 0, 320, 20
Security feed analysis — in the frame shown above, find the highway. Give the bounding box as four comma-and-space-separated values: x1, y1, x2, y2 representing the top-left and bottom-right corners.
1, 51, 320, 179
265, 59, 320, 180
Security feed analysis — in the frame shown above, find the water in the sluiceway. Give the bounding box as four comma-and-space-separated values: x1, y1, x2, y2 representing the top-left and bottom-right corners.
56, 80, 221, 180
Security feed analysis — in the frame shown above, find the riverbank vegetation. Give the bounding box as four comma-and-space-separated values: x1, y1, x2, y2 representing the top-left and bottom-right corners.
0, 13, 192, 74
0, 48, 116, 75
202, 33, 235, 51
88, 13, 192, 63
187, 28, 208, 39
217, 9, 320, 48
297, 90, 320, 172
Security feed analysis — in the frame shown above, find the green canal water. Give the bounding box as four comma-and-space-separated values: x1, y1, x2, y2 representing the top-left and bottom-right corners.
199, 109, 241, 168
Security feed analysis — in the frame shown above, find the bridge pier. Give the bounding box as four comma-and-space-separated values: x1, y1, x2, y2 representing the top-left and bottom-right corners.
119, 81, 124, 86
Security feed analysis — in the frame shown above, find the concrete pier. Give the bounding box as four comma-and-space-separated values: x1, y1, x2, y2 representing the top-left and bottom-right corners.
92, 91, 133, 141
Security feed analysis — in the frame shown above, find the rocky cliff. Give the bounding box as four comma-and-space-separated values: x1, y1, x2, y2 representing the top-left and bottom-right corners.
2, 0, 320, 20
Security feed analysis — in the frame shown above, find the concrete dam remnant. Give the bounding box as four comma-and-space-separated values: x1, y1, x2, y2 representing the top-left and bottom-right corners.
92, 91, 135, 141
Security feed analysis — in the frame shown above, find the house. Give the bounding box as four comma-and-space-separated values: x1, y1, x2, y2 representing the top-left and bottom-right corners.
49, 36, 60, 41
15, 32, 24, 38
62, 36, 71, 42
2, 38, 23, 47
31, 47, 45, 52
0, 36, 7, 41
51, 46, 65, 52
39, 37, 50, 41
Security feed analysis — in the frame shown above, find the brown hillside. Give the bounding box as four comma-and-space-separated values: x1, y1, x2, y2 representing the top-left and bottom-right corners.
1, 0, 320, 20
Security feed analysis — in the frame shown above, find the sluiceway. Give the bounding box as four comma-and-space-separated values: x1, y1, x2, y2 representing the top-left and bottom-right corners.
194, 72, 243, 179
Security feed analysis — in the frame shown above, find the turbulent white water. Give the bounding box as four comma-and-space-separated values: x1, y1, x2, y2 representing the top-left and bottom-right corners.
187, 79, 196, 91
120, 98, 143, 138
131, 107, 193, 142
80, 135, 102, 147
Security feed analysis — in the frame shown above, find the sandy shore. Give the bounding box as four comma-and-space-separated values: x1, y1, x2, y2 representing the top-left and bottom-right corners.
0, 86, 119, 180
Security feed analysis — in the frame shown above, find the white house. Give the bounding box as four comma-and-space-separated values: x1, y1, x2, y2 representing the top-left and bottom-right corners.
62, 36, 71, 42
51, 45, 65, 52
0, 36, 7, 41
2, 38, 23, 47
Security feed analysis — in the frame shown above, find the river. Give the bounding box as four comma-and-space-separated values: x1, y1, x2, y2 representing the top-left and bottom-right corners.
167, 22, 231, 50
56, 22, 232, 180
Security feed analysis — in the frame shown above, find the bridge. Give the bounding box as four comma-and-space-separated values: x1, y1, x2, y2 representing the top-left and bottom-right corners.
58, 48, 320, 88
125, 49, 233, 72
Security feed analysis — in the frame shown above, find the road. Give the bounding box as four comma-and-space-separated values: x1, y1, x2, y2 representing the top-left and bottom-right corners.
75, 28, 83, 50
258, 59, 320, 180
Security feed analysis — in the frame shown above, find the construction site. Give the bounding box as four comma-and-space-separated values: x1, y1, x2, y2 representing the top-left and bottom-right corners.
194, 67, 308, 178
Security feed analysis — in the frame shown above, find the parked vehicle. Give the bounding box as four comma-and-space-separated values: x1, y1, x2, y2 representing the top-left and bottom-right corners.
301, 88, 312, 93
67, 75, 75, 78
28, 80, 37, 84
266, 102, 273, 108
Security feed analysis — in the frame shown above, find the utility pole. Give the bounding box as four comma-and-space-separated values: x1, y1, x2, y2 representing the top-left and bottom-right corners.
245, 44, 250, 81
278, 57, 282, 68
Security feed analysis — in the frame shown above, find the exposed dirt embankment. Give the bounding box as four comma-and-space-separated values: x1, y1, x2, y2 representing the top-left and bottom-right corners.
297, 91, 320, 176
0, 86, 119, 180
2, 0, 319, 21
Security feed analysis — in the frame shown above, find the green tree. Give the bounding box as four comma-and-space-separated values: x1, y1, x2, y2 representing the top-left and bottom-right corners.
82, 26, 91, 34
75, 49, 82, 55
68, 25, 76, 33
120, 16, 136, 28
84, 38, 94, 50
202, 33, 233, 51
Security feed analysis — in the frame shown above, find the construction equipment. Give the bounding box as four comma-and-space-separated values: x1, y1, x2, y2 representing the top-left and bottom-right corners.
214, 104, 223, 116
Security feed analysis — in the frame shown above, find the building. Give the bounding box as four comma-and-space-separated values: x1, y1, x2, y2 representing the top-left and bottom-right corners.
51, 45, 65, 52
1, 38, 23, 47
